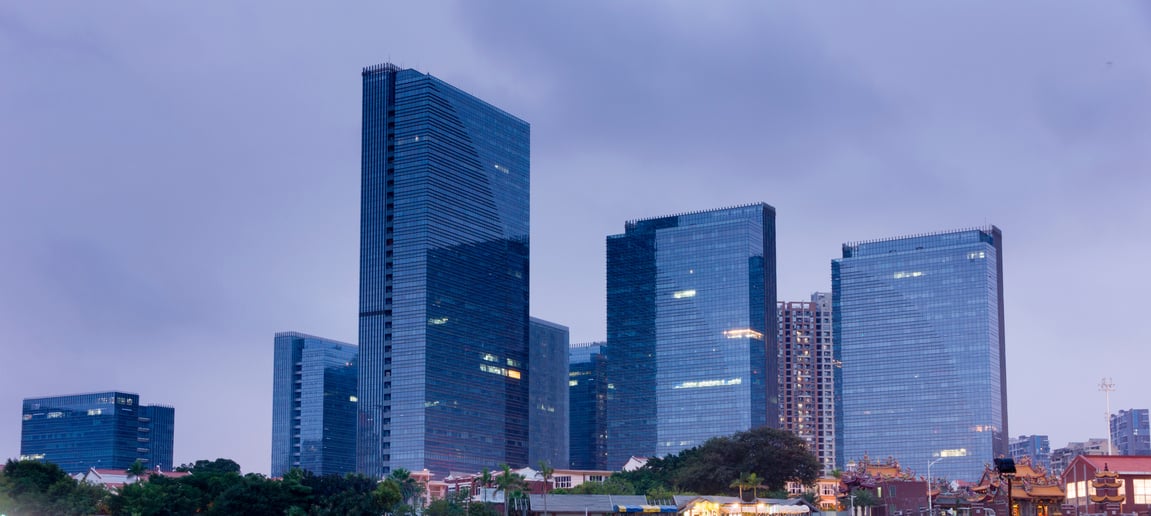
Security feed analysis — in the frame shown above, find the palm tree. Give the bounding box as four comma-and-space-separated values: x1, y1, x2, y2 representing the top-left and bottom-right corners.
745, 472, 764, 499
495, 463, 526, 516
127, 460, 147, 482
730, 472, 755, 501
389, 467, 421, 507
538, 461, 555, 516
480, 467, 493, 504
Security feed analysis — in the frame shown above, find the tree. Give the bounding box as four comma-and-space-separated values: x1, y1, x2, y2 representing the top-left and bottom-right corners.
127, 459, 148, 480
374, 478, 404, 511
0, 460, 106, 516
494, 464, 526, 516
730, 472, 755, 501
745, 473, 764, 499
177, 458, 242, 475
389, 467, 423, 506
538, 460, 555, 516
480, 467, 493, 503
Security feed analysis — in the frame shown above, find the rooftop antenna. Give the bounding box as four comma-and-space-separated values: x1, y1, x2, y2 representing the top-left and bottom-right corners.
1100, 377, 1116, 455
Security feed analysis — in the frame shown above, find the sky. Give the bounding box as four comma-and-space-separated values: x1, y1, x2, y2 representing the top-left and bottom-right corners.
2, 1, 1150, 476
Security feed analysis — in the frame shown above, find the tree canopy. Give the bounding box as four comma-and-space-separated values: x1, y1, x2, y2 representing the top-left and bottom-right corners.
615, 425, 821, 497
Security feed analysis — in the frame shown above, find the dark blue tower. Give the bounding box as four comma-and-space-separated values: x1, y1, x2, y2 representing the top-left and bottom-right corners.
358, 64, 530, 478
605, 204, 777, 468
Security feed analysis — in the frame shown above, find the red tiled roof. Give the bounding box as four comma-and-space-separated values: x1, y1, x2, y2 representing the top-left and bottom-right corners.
1073, 455, 1151, 474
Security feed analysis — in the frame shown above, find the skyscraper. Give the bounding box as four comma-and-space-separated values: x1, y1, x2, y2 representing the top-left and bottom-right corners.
778, 292, 835, 473
21, 392, 175, 474
606, 204, 777, 468
358, 63, 530, 478
569, 341, 608, 470
271, 332, 358, 477
1111, 409, 1151, 456
1009, 435, 1051, 471
528, 318, 570, 468
833, 226, 1007, 480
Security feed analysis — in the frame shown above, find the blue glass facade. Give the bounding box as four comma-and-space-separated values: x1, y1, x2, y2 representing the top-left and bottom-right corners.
271, 331, 358, 477
1009, 434, 1051, 471
359, 63, 530, 478
21, 392, 175, 474
833, 226, 1007, 481
1110, 409, 1151, 456
569, 342, 607, 470
529, 318, 570, 468
605, 204, 777, 468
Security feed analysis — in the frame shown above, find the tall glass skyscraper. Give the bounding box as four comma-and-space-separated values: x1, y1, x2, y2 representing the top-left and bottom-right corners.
605, 204, 777, 468
528, 318, 570, 468
271, 332, 358, 477
21, 392, 175, 474
833, 226, 1007, 481
358, 63, 530, 478
569, 342, 608, 470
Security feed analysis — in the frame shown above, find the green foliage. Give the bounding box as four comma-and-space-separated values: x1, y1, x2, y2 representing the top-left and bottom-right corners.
566, 476, 635, 495
127, 459, 148, 478
0, 459, 107, 516
850, 488, 878, 507
614, 426, 821, 497
374, 478, 404, 510
176, 458, 242, 475
469, 500, 500, 516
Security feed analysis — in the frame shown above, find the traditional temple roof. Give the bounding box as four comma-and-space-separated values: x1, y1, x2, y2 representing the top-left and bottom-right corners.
968, 456, 1065, 502
842, 455, 914, 487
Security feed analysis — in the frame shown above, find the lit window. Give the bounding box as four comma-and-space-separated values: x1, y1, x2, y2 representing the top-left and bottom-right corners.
724, 328, 764, 340
349, 396, 359, 403
673, 289, 697, 299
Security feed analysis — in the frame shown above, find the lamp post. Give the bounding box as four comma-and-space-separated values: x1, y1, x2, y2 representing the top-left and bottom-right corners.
928, 458, 945, 516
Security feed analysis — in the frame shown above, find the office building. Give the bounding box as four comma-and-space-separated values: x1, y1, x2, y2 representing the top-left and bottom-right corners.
1049, 438, 1109, 477
605, 204, 777, 468
358, 63, 530, 477
529, 318, 570, 468
1009, 434, 1051, 472
21, 392, 174, 474
778, 292, 835, 473
833, 226, 1007, 480
1111, 409, 1151, 456
271, 332, 358, 477
569, 341, 608, 470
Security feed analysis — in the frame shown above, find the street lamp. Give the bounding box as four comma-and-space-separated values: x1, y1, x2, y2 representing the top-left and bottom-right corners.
927, 458, 945, 516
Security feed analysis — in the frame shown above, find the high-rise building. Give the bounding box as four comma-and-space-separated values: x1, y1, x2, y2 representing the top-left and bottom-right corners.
569, 341, 608, 470
778, 292, 835, 473
21, 392, 175, 474
833, 226, 1007, 481
271, 332, 358, 477
1111, 409, 1151, 456
529, 318, 570, 468
1049, 438, 1109, 476
605, 204, 777, 468
358, 63, 530, 478
1009, 435, 1051, 472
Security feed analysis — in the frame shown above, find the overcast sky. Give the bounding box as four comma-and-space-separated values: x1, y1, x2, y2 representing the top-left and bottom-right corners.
2, 1, 1149, 476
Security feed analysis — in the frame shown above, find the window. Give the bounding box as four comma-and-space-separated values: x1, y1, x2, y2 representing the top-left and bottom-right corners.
1134, 479, 1151, 504
554, 476, 572, 489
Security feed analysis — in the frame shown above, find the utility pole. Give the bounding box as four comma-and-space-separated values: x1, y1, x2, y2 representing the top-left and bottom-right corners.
1100, 378, 1116, 455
